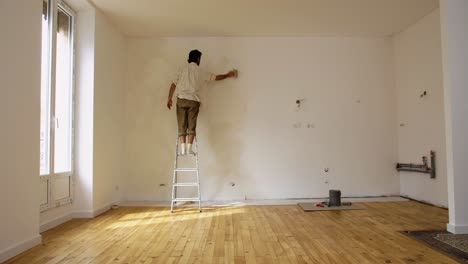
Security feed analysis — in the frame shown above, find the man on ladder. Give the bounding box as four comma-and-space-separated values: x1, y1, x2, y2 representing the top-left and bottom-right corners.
166, 50, 237, 212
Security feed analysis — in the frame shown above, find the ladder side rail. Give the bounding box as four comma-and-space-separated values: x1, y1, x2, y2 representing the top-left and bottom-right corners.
171, 135, 179, 213
195, 137, 201, 212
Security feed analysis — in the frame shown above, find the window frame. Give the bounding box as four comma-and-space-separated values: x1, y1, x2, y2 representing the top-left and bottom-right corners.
40, 0, 76, 212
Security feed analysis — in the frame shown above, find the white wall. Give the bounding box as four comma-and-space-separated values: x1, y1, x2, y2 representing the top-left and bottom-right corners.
0, 0, 42, 262
394, 10, 447, 207
124, 37, 399, 202
73, 7, 127, 216
73, 9, 96, 216
440, 0, 468, 234
93, 11, 126, 210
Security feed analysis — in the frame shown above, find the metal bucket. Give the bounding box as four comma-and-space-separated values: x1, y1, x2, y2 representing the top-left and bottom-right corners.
328, 190, 341, 207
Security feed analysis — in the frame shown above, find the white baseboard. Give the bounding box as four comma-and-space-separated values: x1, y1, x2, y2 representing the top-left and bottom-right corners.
92, 203, 112, 217
120, 196, 409, 207
71, 211, 94, 218
40, 212, 73, 233
447, 223, 468, 234
400, 195, 448, 209
72, 201, 119, 219
0, 235, 42, 263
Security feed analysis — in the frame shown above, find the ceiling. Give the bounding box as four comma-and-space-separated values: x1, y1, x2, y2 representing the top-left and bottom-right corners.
89, 0, 439, 38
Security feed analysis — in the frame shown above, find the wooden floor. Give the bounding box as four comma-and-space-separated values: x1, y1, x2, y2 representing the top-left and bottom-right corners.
6, 201, 457, 264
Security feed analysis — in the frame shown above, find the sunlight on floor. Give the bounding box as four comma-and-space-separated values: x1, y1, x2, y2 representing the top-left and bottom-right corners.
105, 206, 247, 230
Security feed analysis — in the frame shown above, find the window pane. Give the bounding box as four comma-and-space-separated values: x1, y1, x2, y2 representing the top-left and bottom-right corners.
40, 0, 50, 176
54, 8, 73, 173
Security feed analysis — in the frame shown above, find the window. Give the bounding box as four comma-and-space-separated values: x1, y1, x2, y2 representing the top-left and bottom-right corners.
40, 0, 75, 212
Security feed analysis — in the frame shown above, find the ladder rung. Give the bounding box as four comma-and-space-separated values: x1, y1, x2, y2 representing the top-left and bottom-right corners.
173, 183, 199, 187
175, 168, 198, 172
173, 198, 200, 202
177, 153, 197, 157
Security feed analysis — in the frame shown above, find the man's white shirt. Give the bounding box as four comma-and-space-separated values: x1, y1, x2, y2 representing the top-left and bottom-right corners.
172, 62, 215, 102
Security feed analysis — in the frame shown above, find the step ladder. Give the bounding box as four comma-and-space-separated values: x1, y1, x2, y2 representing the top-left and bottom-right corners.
170, 135, 201, 213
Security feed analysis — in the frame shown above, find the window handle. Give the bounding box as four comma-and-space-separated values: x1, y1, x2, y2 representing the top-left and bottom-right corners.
56, 117, 59, 129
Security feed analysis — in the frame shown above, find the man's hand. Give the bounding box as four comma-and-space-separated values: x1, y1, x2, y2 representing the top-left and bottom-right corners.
167, 83, 176, 109
167, 98, 173, 109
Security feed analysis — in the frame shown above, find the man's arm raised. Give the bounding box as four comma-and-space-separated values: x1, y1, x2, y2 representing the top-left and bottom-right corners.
215, 70, 237, 81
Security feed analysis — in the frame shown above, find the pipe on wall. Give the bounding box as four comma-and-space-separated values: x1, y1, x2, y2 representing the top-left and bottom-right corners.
396, 151, 435, 179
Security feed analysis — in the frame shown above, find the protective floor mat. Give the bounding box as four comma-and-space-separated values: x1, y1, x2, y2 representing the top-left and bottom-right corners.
435, 234, 468, 253
403, 230, 468, 263
298, 202, 365, 211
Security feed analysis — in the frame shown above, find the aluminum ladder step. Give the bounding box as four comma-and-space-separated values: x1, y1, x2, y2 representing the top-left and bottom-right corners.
177, 153, 196, 157
173, 198, 200, 202
174, 168, 198, 172
173, 183, 199, 187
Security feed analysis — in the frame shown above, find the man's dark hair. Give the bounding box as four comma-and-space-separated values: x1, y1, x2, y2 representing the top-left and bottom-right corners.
188, 49, 202, 64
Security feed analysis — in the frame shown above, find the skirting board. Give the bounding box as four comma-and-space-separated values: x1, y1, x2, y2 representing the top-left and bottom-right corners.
71, 210, 94, 218
42, 201, 120, 232
93, 203, 112, 217
447, 223, 468, 234
121, 196, 408, 207
40, 212, 73, 233
400, 195, 448, 209
0, 235, 42, 263
73, 201, 120, 219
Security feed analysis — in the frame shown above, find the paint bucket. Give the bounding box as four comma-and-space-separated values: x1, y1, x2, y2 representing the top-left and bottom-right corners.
328, 190, 341, 207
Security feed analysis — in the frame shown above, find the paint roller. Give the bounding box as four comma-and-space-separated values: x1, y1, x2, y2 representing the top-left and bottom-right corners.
232, 69, 238, 78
